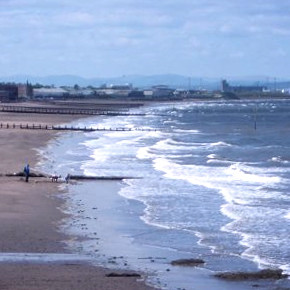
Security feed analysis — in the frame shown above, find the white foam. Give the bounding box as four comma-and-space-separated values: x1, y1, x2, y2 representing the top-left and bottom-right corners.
153, 158, 228, 192
173, 129, 200, 134
206, 154, 233, 165
271, 156, 290, 164
284, 212, 290, 220
153, 158, 285, 207
209, 141, 232, 147
226, 164, 281, 184
241, 237, 290, 276
281, 264, 290, 276
136, 147, 154, 160
207, 154, 219, 159
40, 101, 290, 285
206, 159, 232, 165
151, 138, 192, 152
220, 204, 241, 220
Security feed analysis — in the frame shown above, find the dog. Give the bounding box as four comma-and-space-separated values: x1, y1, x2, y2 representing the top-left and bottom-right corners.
51, 175, 61, 182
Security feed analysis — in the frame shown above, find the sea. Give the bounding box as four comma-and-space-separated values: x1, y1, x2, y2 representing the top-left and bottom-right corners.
38, 99, 290, 289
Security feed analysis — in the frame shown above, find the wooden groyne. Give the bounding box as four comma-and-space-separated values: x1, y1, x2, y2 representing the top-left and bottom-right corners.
2, 172, 141, 181
44, 101, 143, 110
0, 123, 158, 132
68, 175, 142, 181
0, 105, 146, 116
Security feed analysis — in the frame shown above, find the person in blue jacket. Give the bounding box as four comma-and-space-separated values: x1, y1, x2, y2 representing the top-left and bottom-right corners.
24, 164, 30, 182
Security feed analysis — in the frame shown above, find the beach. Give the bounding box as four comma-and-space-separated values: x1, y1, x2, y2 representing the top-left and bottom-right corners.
0, 100, 289, 290
0, 106, 153, 290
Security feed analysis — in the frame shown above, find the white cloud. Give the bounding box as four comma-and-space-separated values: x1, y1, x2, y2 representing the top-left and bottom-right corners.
0, 0, 289, 78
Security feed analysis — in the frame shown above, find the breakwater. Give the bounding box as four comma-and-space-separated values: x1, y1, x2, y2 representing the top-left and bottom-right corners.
0, 105, 146, 116
0, 123, 158, 132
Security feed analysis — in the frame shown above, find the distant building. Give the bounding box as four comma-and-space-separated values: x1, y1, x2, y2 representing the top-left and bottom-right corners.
144, 85, 174, 99
128, 90, 145, 99
18, 82, 33, 98
33, 87, 68, 98
173, 89, 191, 98
221, 79, 265, 93
0, 84, 18, 102
221, 80, 230, 92
96, 84, 133, 98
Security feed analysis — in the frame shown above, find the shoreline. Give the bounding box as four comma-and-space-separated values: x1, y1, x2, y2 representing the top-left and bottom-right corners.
0, 109, 154, 290
62, 176, 284, 290
0, 101, 288, 289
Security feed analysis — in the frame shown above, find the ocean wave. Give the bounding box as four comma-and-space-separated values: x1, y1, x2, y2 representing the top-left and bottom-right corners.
220, 202, 290, 276
206, 154, 233, 165
284, 212, 290, 220
165, 138, 193, 146
209, 141, 233, 147
206, 159, 233, 165
270, 156, 290, 164
226, 164, 281, 184
154, 157, 281, 186
241, 235, 290, 276
136, 147, 154, 160
153, 158, 284, 208
281, 264, 290, 276
39, 100, 290, 287
150, 138, 195, 152
207, 154, 220, 159
173, 129, 200, 134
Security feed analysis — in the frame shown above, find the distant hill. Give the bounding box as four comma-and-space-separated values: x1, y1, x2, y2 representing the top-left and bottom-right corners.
0, 74, 217, 89
1, 74, 289, 90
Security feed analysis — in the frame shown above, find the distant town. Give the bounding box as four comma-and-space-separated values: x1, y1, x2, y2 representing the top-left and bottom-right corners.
0, 79, 289, 102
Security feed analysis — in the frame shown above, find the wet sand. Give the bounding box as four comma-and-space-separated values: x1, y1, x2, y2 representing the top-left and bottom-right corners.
0, 104, 283, 290
0, 109, 153, 290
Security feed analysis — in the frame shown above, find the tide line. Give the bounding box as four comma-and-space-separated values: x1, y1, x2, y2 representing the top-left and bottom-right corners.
0, 253, 92, 264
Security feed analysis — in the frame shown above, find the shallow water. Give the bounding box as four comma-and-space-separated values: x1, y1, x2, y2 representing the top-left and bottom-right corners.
39, 99, 290, 289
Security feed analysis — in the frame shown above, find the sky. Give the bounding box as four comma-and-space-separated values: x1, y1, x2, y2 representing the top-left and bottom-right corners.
1, 0, 290, 79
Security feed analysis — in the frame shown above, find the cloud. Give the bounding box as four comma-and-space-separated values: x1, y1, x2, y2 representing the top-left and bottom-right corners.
0, 0, 289, 78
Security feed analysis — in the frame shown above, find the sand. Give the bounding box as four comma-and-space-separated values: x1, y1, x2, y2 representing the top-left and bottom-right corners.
0, 109, 153, 290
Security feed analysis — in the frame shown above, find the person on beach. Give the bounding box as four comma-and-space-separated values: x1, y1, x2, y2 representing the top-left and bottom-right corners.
23, 164, 30, 182
65, 173, 70, 184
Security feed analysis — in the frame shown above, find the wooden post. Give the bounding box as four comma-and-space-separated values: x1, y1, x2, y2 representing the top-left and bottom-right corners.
254, 105, 257, 131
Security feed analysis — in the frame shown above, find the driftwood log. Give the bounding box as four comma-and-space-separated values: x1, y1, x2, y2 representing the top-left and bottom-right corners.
5, 172, 47, 178
105, 272, 141, 278
170, 258, 205, 267
69, 175, 141, 180
3, 172, 141, 180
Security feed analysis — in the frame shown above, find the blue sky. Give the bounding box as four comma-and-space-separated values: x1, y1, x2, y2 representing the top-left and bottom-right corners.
1, 0, 290, 79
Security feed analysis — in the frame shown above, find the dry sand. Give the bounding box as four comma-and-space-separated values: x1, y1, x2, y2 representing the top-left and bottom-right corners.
0, 109, 153, 290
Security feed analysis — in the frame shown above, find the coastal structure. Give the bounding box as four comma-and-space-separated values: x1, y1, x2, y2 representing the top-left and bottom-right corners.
0, 84, 19, 102
0, 83, 33, 102
18, 82, 33, 99
143, 85, 174, 99
221, 79, 266, 93
96, 84, 133, 98
33, 87, 68, 98
2, 79, 289, 102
